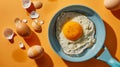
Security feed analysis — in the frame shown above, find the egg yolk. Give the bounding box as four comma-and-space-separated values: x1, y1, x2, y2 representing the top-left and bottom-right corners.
62, 21, 83, 41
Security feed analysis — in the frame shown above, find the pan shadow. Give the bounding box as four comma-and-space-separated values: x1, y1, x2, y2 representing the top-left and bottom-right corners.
63, 21, 117, 67
111, 9, 120, 20
104, 20, 118, 61
35, 52, 54, 67
24, 31, 41, 47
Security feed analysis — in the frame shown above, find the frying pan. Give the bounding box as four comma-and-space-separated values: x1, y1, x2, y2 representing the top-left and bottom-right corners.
48, 5, 120, 67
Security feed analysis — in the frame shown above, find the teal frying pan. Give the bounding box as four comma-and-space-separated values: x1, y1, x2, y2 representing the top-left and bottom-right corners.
48, 5, 120, 67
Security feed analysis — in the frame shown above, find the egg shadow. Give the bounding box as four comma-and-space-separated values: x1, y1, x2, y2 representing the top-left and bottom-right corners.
12, 49, 27, 62
111, 9, 120, 20
35, 52, 54, 67
62, 20, 118, 67
26, 2, 36, 13
24, 31, 41, 47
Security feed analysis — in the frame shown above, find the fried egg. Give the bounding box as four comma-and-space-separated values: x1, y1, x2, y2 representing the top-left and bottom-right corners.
56, 12, 96, 56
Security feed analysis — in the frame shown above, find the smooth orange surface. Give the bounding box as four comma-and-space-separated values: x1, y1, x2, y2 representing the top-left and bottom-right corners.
0, 0, 120, 67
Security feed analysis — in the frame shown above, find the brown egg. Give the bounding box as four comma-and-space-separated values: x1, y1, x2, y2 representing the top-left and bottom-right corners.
33, 1, 42, 9
104, 0, 120, 11
27, 45, 44, 59
15, 18, 31, 37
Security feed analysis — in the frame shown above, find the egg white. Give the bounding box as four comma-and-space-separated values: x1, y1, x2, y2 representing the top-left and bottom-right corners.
56, 12, 96, 56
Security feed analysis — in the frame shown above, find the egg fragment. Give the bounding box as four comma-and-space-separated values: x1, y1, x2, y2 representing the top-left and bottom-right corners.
30, 11, 39, 19
32, 21, 42, 32
39, 20, 44, 25
33, 1, 42, 9
3, 28, 14, 40
27, 45, 44, 59
62, 21, 83, 41
22, 0, 31, 9
22, 19, 28, 23
104, 0, 120, 11
19, 42, 25, 49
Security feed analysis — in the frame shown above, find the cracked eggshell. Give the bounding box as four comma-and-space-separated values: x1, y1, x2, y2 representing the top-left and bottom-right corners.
3, 28, 14, 40
30, 11, 39, 19
22, 0, 31, 9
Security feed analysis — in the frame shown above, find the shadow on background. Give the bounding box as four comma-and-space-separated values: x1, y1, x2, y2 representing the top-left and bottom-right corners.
26, 2, 36, 13
12, 49, 27, 62
35, 52, 54, 67
24, 31, 41, 47
63, 20, 117, 67
111, 9, 120, 20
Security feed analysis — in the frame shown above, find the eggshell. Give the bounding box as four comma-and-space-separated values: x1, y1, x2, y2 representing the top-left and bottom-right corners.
19, 42, 25, 49
22, 19, 28, 23
34, 19, 38, 23
104, 0, 120, 11
33, 1, 42, 9
22, 0, 31, 9
27, 45, 44, 59
32, 21, 42, 32
3, 28, 14, 40
30, 11, 39, 19
39, 20, 44, 25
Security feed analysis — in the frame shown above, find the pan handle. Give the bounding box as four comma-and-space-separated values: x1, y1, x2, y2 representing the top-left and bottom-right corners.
97, 46, 120, 67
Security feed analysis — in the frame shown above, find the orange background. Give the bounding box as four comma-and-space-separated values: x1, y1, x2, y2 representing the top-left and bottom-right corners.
0, 0, 120, 67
